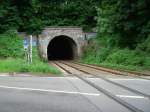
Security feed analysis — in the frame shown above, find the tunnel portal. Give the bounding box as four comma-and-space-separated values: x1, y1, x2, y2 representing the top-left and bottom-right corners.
47, 35, 77, 60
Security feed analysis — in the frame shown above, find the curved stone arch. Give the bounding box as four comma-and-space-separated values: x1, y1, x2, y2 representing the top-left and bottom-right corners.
47, 34, 81, 57
47, 34, 79, 48
47, 35, 78, 60
38, 27, 86, 60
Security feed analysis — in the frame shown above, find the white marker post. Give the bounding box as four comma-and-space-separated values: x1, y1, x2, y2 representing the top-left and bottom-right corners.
29, 35, 32, 63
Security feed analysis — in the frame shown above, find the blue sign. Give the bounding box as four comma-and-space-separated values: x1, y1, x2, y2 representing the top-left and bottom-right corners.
24, 38, 28, 49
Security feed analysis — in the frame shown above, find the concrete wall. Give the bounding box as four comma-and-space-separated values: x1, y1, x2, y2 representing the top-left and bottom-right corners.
38, 27, 86, 60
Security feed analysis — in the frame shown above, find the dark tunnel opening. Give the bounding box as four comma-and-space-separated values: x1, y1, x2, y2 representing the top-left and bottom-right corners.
47, 35, 77, 60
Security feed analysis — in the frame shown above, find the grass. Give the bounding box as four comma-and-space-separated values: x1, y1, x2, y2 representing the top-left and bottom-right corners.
81, 60, 145, 72
0, 58, 61, 75
0, 47, 61, 75
0, 31, 61, 76
81, 39, 150, 73
81, 52, 150, 72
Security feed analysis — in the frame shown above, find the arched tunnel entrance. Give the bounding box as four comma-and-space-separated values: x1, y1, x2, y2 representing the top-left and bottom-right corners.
47, 35, 77, 60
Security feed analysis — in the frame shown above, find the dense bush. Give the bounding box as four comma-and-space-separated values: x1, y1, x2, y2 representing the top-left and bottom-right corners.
82, 40, 150, 71
0, 0, 20, 33
136, 36, 150, 53
81, 0, 150, 71
144, 57, 150, 69
97, 0, 150, 49
0, 0, 100, 33
82, 39, 112, 64
105, 49, 145, 66
0, 30, 24, 57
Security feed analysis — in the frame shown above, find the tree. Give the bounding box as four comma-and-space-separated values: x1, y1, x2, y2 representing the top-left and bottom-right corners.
97, 0, 150, 48
0, 0, 20, 33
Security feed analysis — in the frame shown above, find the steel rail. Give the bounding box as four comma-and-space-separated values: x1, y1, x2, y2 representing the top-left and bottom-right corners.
54, 61, 144, 112
72, 61, 150, 80
63, 61, 150, 99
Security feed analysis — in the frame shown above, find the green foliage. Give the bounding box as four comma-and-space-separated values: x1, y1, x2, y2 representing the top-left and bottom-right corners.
0, 0, 21, 33
38, 0, 99, 31
144, 57, 150, 69
82, 0, 150, 71
97, 63, 140, 71
0, 30, 24, 57
0, 0, 99, 33
0, 47, 61, 74
136, 36, 150, 53
0, 58, 61, 74
82, 39, 112, 64
82, 39, 150, 71
1, 0, 150, 73
97, 0, 150, 48
105, 49, 145, 66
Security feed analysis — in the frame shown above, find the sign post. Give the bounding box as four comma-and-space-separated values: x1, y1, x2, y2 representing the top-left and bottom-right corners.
29, 35, 32, 63
24, 35, 32, 64
24, 38, 29, 63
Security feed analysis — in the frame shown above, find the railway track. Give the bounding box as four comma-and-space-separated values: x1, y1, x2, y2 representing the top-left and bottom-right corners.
72, 61, 150, 80
51, 61, 150, 112
60, 61, 150, 99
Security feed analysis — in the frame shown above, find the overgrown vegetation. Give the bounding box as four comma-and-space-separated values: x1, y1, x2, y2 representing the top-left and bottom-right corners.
0, 0, 99, 33
0, 30, 24, 58
97, 0, 150, 48
81, 0, 150, 72
0, 58, 61, 75
0, 31, 61, 75
0, 0, 150, 72
82, 38, 150, 71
